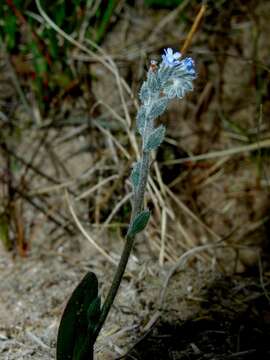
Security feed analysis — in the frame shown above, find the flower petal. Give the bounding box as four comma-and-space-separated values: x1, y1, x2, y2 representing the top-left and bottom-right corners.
173, 52, 181, 59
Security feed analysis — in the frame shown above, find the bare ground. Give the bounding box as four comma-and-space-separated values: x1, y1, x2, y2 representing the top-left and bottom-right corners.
1, 1, 270, 359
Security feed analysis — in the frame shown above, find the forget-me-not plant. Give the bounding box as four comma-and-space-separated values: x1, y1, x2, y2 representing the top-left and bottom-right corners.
93, 47, 196, 339
56, 48, 196, 360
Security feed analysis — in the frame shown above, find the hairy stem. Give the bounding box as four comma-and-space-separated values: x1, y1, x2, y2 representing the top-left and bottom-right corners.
92, 150, 150, 343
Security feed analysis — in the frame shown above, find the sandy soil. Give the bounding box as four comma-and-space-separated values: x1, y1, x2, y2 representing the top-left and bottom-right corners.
1, 1, 270, 359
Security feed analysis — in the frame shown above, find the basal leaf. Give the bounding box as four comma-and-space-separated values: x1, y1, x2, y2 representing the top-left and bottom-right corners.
56, 272, 99, 360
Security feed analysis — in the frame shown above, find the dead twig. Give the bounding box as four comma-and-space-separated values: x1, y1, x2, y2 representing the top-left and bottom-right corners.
181, 3, 207, 54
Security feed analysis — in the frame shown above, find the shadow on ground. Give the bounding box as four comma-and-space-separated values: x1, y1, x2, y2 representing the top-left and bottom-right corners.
125, 271, 270, 360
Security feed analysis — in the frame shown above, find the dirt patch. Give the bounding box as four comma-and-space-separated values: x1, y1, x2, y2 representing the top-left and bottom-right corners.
1, 1, 270, 359
126, 273, 270, 360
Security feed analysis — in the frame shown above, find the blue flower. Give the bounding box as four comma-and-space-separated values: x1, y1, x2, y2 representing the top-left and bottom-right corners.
161, 56, 196, 99
162, 48, 181, 67
182, 57, 196, 76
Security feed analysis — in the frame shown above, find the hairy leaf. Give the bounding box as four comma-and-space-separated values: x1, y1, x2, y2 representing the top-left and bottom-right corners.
147, 71, 160, 92
136, 106, 147, 135
127, 210, 150, 237
139, 81, 151, 104
130, 161, 141, 189
148, 97, 168, 120
144, 125, 166, 151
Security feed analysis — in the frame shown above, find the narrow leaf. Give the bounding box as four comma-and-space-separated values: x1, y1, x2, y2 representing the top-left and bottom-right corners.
157, 64, 174, 86
127, 210, 150, 237
136, 106, 147, 135
0, 214, 11, 250
147, 71, 160, 92
148, 97, 168, 120
139, 81, 151, 104
130, 161, 141, 189
144, 125, 166, 151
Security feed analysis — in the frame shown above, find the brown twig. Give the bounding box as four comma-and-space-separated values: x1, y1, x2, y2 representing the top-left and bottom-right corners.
12, 184, 75, 236
14, 199, 27, 256
20, 132, 49, 185
96, 160, 132, 214
1, 144, 60, 185
181, 4, 207, 54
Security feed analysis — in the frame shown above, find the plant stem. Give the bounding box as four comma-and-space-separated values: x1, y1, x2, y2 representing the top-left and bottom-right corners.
92, 151, 150, 342
131, 151, 150, 219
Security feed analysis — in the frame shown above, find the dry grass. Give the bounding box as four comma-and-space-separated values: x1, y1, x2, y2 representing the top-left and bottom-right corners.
0, 1, 270, 359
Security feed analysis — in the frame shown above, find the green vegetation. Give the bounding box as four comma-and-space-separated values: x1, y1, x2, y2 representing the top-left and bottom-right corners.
0, 0, 119, 107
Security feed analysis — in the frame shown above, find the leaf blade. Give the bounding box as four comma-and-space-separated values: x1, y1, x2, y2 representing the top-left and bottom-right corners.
144, 125, 166, 151
56, 272, 99, 360
127, 210, 150, 238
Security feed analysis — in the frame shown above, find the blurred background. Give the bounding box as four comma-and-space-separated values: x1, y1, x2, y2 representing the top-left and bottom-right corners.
0, 1, 270, 359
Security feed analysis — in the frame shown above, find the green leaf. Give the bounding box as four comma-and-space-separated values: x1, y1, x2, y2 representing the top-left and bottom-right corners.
56, 272, 99, 360
136, 106, 147, 135
127, 210, 150, 237
130, 161, 141, 189
4, 13, 17, 50
87, 297, 101, 330
148, 98, 168, 120
147, 71, 160, 92
29, 41, 47, 76
0, 214, 11, 251
55, 3, 66, 27
144, 0, 183, 8
144, 125, 166, 151
95, 0, 118, 44
139, 81, 151, 104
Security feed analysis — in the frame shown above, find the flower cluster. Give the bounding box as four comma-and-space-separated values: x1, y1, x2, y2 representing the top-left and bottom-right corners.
161, 48, 196, 99
162, 48, 181, 67
136, 48, 196, 134
132, 48, 196, 189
